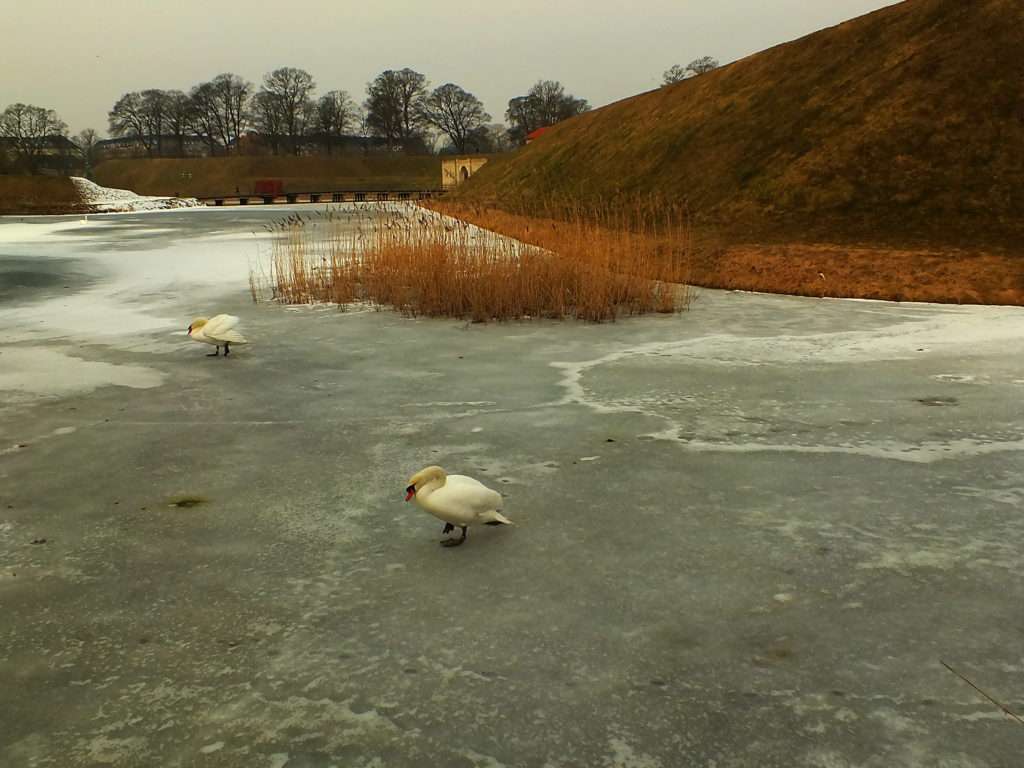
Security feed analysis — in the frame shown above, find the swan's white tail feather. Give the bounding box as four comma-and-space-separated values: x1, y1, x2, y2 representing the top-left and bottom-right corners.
218, 330, 247, 344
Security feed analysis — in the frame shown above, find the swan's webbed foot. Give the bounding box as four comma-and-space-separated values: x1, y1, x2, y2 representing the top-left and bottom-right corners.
440, 526, 467, 547
207, 346, 220, 357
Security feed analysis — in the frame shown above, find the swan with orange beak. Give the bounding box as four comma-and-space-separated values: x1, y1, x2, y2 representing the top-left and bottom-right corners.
404, 465, 513, 547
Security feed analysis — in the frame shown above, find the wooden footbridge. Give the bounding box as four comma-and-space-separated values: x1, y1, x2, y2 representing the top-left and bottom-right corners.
197, 189, 443, 207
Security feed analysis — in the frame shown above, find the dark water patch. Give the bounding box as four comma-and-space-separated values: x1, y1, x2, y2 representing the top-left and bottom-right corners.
0, 256, 95, 305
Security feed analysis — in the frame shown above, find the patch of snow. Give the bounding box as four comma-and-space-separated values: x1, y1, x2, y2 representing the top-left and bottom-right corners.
71, 177, 202, 213
0, 211, 271, 346
0, 347, 165, 396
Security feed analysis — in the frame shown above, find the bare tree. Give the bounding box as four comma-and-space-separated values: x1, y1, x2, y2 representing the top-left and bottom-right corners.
316, 90, 356, 155
0, 103, 68, 173
259, 67, 316, 154
505, 81, 589, 145
109, 92, 153, 156
439, 123, 510, 155
164, 90, 191, 157
686, 56, 720, 76
73, 128, 101, 175
480, 123, 513, 153
140, 89, 170, 156
663, 57, 719, 86
423, 83, 491, 154
186, 74, 251, 154
249, 90, 284, 155
351, 106, 374, 153
364, 68, 429, 150
663, 64, 688, 85
106, 89, 172, 156
187, 82, 222, 155
297, 97, 318, 152
210, 73, 251, 150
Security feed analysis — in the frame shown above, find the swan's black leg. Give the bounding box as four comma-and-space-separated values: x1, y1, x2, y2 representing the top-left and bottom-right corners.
224, 342, 231, 357
206, 346, 220, 357
441, 526, 468, 547
441, 523, 454, 535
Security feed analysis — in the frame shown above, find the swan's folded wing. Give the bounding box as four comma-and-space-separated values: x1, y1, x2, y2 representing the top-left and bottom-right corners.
203, 314, 246, 343
446, 475, 503, 511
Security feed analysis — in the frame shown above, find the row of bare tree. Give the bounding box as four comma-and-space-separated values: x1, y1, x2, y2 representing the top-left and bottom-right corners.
0, 103, 71, 173
3, 58, 713, 173
105, 67, 593, 157
1, 75, 588, 174
662, 57, 720, 85
103, 68, 524, 158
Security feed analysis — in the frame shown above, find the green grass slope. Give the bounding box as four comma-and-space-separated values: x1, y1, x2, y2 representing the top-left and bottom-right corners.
457, 0, 1024, 248
93, 155, 440, 198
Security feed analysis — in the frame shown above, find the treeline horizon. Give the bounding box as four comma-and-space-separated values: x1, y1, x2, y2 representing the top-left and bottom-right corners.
1, 56, 721, 174
0, 67, 594, 172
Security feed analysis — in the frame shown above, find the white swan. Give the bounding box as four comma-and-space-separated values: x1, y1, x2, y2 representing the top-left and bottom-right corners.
405, 465, 513, 547
187, 315, 247, 357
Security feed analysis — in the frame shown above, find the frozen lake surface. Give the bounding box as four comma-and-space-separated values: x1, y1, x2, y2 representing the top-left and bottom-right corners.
1, 205, 1022, 767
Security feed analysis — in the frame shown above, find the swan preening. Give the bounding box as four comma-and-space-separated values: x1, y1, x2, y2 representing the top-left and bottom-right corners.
405, 465, 512, 547
187, 314, 247, 357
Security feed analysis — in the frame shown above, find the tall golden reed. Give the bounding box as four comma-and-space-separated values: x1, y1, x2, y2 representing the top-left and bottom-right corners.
251, 200, 691, 322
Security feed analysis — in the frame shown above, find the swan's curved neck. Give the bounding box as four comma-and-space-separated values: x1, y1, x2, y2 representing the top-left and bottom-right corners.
417, 475, 446, 499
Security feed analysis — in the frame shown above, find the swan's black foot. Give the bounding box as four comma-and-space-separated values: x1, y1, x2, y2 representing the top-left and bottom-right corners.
206, 346, 220, 357
224, 343, 231, 357
440, 526, 467, 547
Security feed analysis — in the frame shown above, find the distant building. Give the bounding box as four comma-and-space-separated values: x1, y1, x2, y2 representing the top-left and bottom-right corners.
95, 135, 212, 159
441, 156, 489, 190
91, 132, 421, 160
0, 135, 80, 174
231, 132, 401, 156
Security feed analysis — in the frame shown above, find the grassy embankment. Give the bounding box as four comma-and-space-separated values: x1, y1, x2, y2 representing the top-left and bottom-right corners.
0, 177, 88, 215
93, 155, 440, 198
446, 0, 1024, 305
428, 201, 1024, 305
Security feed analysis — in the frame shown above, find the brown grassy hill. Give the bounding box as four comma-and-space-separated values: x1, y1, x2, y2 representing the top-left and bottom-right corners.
94, 155, 440, 198
456, 0, 1024, 250
0, 177, 88, 215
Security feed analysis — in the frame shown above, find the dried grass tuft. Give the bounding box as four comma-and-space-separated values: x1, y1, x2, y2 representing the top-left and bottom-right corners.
251, 200, 693, 322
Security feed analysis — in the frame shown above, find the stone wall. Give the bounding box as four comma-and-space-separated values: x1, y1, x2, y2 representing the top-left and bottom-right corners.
441, 156, 489, 190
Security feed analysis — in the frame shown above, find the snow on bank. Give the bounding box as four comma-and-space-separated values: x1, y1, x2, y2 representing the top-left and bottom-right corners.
0, 205, 271, 348
71, 177, 203, 213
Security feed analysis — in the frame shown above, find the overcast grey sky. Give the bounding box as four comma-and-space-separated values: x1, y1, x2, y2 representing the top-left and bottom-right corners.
1, 0, 900, 135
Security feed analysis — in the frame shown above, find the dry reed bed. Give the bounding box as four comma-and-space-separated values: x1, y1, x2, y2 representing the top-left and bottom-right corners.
251, 202, 692, 322
426, 199, 1024, 305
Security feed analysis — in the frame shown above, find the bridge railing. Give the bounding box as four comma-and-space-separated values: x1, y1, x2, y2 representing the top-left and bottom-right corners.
197, 190, 443, 207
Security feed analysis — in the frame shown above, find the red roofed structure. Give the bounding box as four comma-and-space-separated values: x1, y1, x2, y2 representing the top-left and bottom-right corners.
525, 126, 552, 144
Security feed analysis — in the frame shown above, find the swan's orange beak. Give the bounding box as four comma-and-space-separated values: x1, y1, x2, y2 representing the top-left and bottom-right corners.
405, 485, 416, 502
